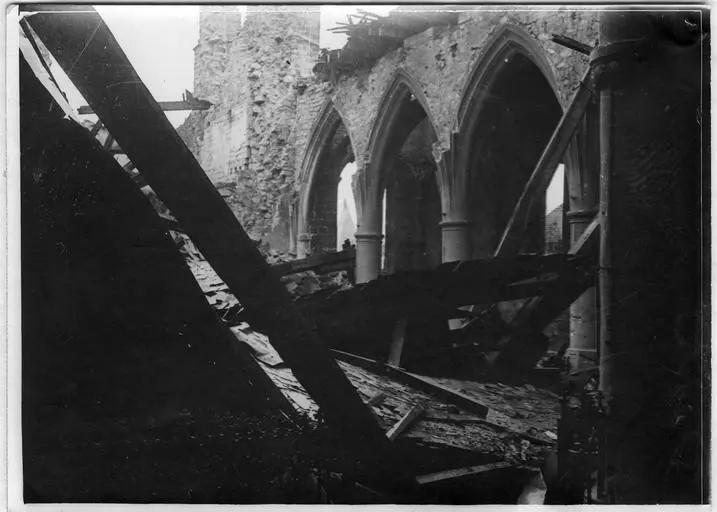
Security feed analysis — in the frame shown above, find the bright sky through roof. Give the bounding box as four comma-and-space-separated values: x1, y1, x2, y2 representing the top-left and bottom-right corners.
48, 5, 397, 127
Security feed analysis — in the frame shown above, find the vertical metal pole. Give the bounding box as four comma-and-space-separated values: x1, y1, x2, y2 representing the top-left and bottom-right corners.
597, 84, 613, 501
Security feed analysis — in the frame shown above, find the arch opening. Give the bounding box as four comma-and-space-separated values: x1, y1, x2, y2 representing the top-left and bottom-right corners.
374, 87, 442, 273
463, 52, 563, 258
303, 110, 355, 255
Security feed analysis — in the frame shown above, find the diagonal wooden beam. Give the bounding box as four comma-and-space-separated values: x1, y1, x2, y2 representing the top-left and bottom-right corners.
495, 217, 600, 367
89, 119, 103, 137
25, 5, 391, 454
78, 99, 212, 115
494, 66, 596, 257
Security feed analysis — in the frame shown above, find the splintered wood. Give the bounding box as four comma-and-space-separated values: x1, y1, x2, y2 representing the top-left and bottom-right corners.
336, 360, 559, 463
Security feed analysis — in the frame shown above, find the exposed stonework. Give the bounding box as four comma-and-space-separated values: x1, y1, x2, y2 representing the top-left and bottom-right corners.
328, 8, 598, 171
181, 6, 597, 258
178, 6, 323, 250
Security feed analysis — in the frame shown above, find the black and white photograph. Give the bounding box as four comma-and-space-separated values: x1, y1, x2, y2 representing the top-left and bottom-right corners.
4, 2, 710, 506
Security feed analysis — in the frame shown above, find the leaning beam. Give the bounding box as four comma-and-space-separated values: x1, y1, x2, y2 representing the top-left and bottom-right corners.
25, 6, 390, 452
494, 66, 596, 257
78, 99, 212, 115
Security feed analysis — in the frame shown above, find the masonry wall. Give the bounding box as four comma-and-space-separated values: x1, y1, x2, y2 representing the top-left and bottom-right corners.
178, 6, 323, 251
328, 8, 598, 169
180, 7, 598, 255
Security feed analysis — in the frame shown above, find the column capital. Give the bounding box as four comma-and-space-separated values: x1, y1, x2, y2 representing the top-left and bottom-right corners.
566, 208, 598, 223
439, 219, 473, 229
354, 232, 384, 241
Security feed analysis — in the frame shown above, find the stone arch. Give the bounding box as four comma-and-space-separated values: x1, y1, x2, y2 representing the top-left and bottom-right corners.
297, 101, 356, 257
356, 70, 443, 278
364, 69, 441, 183
452, 24, 563, 258
456, 24, 559, 134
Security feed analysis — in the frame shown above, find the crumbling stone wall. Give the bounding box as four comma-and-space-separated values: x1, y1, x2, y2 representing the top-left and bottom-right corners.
178, 6, 323, 251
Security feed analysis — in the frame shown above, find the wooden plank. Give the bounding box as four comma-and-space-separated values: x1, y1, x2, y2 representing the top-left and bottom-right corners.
367, 391, 386, 406
26, 6, 391, 453
332, 350, 491, 418
78, 99, 212, 115
568, 213, 600, 256
271, 247, 355, 277
89, 120, 103, 137
416, 462, 515, 485
395, 370, 490, 418
422, 410, 554, 446
494, 66, 595, 257
386, 404, 424, 441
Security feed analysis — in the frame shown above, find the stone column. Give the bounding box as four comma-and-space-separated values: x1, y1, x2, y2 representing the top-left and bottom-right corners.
565, 102, 600, 370
296, 233, 312, 258
439, 219, 472, 262
566, 210, 598, 369
354, 232, 383, 283
435, 141, 472, 263
352, 165, 383, 283
594, 10, 703, 503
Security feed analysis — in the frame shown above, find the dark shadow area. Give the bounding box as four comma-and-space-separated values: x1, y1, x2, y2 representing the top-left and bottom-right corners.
464, 52, 562, 257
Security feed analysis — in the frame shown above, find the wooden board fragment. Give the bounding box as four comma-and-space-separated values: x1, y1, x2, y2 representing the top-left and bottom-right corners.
386, 404, 424, 441
416, 461, 515, 485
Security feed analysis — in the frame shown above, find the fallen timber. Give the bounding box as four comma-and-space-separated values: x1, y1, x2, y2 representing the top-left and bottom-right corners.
78, 91, 212, 114
296, 252, 596, 364
271, 246, 355, 278
25, 5, 392, 460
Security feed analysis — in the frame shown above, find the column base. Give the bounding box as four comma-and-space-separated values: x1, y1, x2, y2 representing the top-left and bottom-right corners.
565, 347, 598, 371
439, 218, 472, 263
354, 232, 383, 283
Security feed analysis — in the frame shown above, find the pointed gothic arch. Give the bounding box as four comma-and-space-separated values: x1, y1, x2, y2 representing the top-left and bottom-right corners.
297, 101, 356, 257
452, 24, 563, 258
358, 70, 443, 275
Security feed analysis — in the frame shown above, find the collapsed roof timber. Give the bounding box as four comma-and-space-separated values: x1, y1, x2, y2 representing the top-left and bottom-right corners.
18, 4, 707, 505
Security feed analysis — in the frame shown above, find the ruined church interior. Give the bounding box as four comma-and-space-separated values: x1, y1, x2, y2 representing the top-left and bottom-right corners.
13, 3, 708, 505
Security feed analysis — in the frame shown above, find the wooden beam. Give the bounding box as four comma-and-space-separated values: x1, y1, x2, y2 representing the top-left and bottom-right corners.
568, 213, 600, 256
416, 462, 515, 485
495, 221, 600, 366
271, 247, 355, 277
386, 404, 424, 441
297, 254, 589, 339
89, 119, 103, 137
551, 34, 594, 55
26, 6, 391, 454
494, 66, 595, 257
78, 99, 212, 115
332, 349, 491, 418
